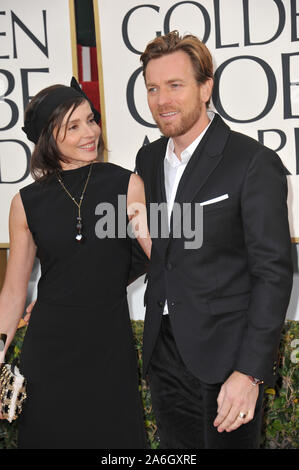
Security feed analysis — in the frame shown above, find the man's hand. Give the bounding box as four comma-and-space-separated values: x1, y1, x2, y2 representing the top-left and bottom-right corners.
213, 371, 259, 433
24, 300, 36, 323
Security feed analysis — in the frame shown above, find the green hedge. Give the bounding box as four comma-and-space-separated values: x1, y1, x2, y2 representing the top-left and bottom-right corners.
1, 321, 298, 449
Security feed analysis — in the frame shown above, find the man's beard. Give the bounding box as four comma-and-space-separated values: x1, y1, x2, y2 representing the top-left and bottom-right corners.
154, 103, 203, 138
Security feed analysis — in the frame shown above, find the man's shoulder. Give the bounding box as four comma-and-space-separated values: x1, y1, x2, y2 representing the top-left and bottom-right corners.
137, 136, 168, 159
227, 128, 276, 158
226, 129, 288, 173
135, 136, 168, 176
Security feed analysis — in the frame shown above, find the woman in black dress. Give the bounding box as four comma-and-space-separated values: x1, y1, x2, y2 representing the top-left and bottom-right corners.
0, 81, 150, 448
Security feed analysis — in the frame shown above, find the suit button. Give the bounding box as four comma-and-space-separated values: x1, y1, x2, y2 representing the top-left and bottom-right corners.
166, 262, 173, 271
158, 301, 164, 307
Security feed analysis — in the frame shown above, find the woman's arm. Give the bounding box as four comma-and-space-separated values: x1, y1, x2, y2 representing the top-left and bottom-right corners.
0, 193, 36, 364
127, 174, 152, 259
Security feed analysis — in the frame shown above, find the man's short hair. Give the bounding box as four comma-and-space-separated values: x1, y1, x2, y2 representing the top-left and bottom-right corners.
140, 30, 214, 106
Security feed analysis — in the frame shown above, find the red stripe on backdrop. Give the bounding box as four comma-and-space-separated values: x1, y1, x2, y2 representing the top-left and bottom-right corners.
90, 47, 98, 81
77, 45, 83, 82
81, 81, 101, 116
76, 45, 100, 117
77, 45, 98, 82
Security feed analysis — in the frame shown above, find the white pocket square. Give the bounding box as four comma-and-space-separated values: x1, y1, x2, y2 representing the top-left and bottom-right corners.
200, 194, 229, 206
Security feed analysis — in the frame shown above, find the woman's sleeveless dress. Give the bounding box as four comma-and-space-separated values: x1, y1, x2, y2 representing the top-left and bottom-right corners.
18, 162, 146, 449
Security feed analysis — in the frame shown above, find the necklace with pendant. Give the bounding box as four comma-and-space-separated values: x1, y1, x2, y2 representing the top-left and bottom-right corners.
57, 163, 93, 242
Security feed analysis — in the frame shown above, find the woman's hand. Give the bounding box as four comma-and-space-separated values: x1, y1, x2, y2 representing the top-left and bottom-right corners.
23, 300, 36, 323
0, 398, 3, 420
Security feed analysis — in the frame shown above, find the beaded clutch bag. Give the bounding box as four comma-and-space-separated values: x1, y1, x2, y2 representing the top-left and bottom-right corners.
0, 362, 27, 422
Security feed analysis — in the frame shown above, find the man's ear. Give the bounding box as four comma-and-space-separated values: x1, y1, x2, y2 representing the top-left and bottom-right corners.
200, 78, 214, 104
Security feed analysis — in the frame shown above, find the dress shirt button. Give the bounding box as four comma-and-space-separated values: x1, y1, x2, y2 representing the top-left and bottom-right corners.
166, 262, 173, 271
170, 301, 176, 307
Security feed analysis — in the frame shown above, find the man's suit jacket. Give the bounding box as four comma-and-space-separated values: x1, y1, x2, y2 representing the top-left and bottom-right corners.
135, 113, 293, 386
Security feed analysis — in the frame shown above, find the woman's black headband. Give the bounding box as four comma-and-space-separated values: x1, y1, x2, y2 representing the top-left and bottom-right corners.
22, 77, 101, 144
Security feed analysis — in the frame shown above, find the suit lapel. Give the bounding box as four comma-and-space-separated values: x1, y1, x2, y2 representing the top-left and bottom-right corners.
171, 114, 230, 236
151, 114, 231, 258
174, 114, 229, 204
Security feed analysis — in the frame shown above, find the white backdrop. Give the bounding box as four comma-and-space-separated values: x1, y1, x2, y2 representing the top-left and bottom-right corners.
0, 0, 76, 244
95, 0, 299, 239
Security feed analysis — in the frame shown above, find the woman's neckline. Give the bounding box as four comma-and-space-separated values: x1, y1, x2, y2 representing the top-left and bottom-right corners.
59, 162, 99, 175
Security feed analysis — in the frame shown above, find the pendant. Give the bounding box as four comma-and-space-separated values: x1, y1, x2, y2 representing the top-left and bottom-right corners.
76, 217, 83, 242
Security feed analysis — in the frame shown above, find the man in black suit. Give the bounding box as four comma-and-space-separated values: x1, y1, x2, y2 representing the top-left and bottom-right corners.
135, 31, 293, 449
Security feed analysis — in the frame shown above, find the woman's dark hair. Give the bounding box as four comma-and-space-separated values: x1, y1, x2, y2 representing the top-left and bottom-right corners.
25, 85, 105, 181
